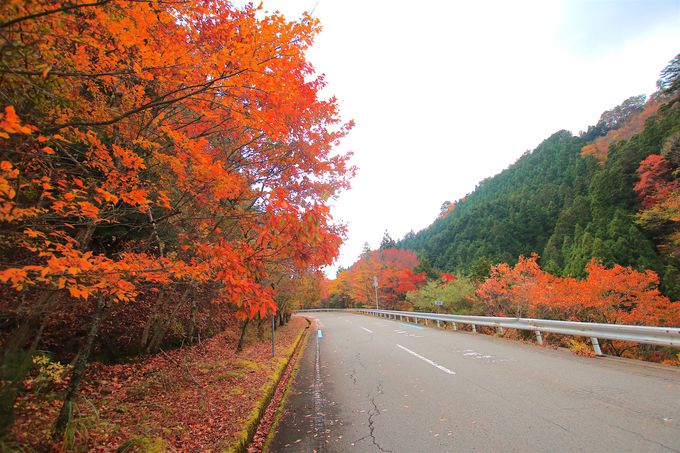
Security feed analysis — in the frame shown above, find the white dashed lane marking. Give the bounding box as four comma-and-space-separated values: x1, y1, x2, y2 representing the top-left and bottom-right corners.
397, 344, 456, 375
394, 329, 423, 338
460, 349, 506, 363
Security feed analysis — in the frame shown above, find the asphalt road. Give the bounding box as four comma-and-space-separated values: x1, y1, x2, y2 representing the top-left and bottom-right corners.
268, 312, 680, 452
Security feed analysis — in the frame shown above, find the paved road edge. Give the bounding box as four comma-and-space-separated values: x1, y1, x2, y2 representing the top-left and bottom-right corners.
262, 318, 314, 452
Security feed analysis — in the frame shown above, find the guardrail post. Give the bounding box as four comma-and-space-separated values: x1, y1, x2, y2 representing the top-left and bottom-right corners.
424, 318, 428, 326
414, 317, 418, 325
591, 337, 604, 356
535, 330, 543, 345
472, 324, 477, 333
452, 322, 457, 331
436, 319, 440, 328
497, 326, 504, 335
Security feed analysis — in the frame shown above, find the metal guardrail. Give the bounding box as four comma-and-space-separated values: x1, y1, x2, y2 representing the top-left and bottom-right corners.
295, 308, 680, 355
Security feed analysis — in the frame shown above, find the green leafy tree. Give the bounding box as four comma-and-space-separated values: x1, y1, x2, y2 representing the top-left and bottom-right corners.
406, 277, 481, 315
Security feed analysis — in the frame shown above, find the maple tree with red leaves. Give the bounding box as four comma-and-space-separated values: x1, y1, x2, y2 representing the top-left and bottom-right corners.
330, 248, 426, 309
476, 254, 680, 356
634, 149, 680, 263
0, 0, 353, 440
634, 154, 678, 209
439, 272, 457, 283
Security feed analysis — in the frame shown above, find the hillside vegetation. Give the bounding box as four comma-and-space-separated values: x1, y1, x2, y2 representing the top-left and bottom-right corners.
398, 68, 680, 300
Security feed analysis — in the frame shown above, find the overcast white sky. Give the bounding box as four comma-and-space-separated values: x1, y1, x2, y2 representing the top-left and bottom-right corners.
254, 0, 680, 277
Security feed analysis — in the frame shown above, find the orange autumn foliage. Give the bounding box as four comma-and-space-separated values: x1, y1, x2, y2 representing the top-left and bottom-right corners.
331, 248, 426, 309
634, 154, 678, 209
581, 98, 662, 163
0, 1, 354, 321
476, 254, 679, 326
634, 153, 680, 261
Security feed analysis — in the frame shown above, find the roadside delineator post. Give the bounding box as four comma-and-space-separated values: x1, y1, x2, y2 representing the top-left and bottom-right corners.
591, 337, 604, 356
535, 330, 543, 345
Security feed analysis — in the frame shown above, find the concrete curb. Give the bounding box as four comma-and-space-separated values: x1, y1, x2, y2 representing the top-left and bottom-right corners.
228, 318, 311, 453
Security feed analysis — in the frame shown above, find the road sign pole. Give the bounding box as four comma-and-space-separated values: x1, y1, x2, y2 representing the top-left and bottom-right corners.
434, 300, 443, 327
373, 276, 379, 310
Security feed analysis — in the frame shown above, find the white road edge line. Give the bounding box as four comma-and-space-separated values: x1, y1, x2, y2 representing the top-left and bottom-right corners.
396, 344, 456, 375
361, 326, 374, 333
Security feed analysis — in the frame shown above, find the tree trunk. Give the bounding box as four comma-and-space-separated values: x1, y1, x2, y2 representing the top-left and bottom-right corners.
0, 291, 54, 436
187, 298, 197, 344
256, 315, 265, 340
146, 286, 191, 354
139, 312, 155, 354
53, 296, 105, 438
75, 223, 96, 250
140, 289, 165, 353
236, 318, 250, 353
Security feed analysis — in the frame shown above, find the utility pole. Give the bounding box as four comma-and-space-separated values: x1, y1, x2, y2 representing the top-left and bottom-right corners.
373, 276, 379, 310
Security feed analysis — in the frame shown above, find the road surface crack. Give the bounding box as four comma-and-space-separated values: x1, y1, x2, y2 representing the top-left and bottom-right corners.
349, 352, 363, 385
353, 381, 392, 452
356, 351, 366, 369
610, 424, 678, 452
349, 368, 357, 385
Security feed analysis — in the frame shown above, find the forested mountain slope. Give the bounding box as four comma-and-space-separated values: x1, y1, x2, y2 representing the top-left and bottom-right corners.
399, 130, 598, 274
399, 88, 680, 299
